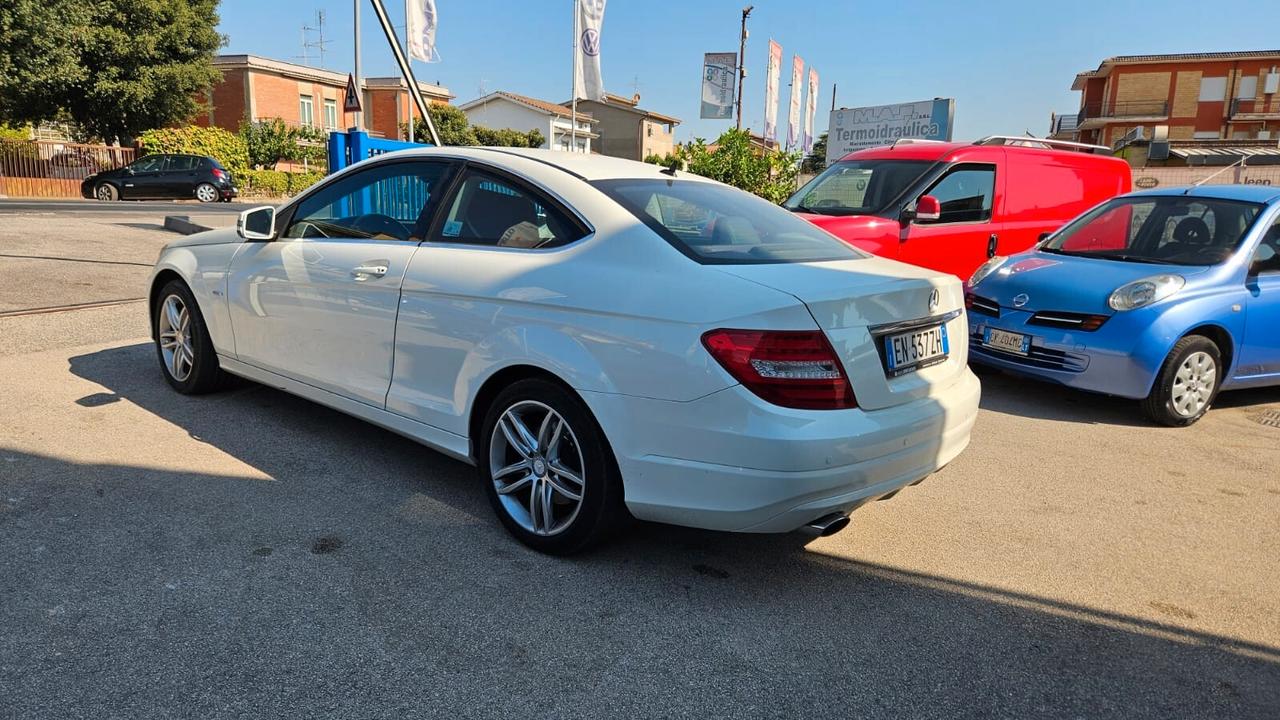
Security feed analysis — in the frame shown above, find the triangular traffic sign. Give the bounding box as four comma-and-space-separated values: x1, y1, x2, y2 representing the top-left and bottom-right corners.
343, 74, 362, 113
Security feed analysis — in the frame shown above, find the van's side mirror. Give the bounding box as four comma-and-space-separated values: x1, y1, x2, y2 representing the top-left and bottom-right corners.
237, 206, 276, 241
1250, 244, 1280, 276
912, 195, 942, 223
1038, 232, 1052, 243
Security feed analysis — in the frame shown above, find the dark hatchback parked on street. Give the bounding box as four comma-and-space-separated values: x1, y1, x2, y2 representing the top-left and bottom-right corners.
81, 154, 238, 203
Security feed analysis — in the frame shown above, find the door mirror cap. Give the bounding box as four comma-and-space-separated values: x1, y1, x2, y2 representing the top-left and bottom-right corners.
913, 195, 942, 223
237, 206, 276, 241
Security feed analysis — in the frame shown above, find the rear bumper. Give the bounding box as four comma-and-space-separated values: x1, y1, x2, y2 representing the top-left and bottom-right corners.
581, 368, 980, 533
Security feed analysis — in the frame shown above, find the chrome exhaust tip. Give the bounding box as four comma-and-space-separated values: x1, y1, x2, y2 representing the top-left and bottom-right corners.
801, 512, 851, 538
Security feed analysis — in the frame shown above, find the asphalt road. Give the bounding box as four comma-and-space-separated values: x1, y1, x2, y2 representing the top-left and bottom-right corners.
2, 211, 1279, 719
0, 198, 255, 215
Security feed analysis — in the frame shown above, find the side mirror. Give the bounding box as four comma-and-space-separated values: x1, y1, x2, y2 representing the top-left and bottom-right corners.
237, 206, 276, 241
913, 195, 942, 223
1038, 231, 1052, 243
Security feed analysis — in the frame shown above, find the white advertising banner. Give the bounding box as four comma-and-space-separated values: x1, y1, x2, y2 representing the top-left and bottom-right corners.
803, 67, 818, 154
786, 55, 803, 149
407, 0, 440, 62
763, 39, 782, 142
826, 98, 956, 164
701, 52, 737, 119
574, 0, 607, 101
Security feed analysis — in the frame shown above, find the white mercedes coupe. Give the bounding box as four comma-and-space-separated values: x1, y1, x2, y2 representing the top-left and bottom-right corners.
149, 147, 980, 553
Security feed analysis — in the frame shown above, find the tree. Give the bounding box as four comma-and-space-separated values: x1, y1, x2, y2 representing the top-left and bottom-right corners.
240, 118, 326, 170
676, 129, 801, 204
0, 0, 223, 144
410, 104, 546, 148
801, 132, 828, 174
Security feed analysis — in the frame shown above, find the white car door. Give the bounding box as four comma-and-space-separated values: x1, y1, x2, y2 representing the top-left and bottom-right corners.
226, 159, 458, 407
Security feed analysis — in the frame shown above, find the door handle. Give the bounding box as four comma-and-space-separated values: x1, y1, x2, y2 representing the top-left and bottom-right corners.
351, 264, 388, 278
987, 234, 999, 258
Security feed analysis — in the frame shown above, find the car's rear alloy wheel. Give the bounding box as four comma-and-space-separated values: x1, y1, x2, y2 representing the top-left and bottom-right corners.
153, 280, 227, 394
95, 183, 117, 201
195, 183, 219, 203
480, 379, 627, 554
1141, 335, 1221, 427
490, 400, 586, 536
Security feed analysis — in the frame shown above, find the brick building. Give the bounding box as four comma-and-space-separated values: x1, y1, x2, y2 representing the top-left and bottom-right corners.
1051, 50, 1280, 147
199, 54, 453, 140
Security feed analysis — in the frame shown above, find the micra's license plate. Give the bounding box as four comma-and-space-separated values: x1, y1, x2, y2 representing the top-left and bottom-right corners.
883, 324, 949, 377
983, 327, 1031, 356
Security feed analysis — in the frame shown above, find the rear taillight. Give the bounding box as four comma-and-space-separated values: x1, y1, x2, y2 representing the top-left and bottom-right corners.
701, 329, 857, 410
211, 168, 226, 180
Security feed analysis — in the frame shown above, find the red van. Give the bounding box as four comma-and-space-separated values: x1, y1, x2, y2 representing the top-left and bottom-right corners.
784, 136, 1132, 279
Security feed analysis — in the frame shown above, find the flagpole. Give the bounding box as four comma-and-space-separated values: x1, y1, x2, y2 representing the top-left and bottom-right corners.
571, 0, 579, 152
353, 0, 362, 131
405, 0, 414, 142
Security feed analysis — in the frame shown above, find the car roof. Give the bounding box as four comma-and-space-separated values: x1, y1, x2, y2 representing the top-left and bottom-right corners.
366, 146, 716, 183
842, 141, 1123, 166
1124, 184, 1280, 204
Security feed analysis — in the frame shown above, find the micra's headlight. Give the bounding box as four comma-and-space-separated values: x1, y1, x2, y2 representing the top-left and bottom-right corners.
1108, 274, 1185, 311
967, 256, 1007, 288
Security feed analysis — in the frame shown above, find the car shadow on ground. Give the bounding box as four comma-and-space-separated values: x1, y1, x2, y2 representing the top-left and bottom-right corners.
975, 364, 1280, 427
6, 342, 1272, 717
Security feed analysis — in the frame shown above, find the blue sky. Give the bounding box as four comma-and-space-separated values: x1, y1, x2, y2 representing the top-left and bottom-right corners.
216, 0, 1280, 145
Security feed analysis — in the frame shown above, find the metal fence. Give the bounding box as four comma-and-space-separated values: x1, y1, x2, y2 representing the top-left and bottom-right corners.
0, 141, 136, 198
1131, 165, 1280, 190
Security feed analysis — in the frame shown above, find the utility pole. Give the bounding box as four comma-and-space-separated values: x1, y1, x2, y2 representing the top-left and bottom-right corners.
831, 82, 837, 112
735, 5, 752, 130
405, 0, 414, 142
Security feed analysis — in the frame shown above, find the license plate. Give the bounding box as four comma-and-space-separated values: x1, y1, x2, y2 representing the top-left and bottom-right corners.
883, 324, 949, 376
983, 327, 1031, 356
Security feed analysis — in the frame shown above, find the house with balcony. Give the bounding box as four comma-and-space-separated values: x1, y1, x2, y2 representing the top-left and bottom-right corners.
458, 91, 598, 153
1052, 50, 1280, 151
561, 93, 681, 161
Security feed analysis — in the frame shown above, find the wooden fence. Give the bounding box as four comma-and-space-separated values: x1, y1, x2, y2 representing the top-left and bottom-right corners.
0, 141, 136, 198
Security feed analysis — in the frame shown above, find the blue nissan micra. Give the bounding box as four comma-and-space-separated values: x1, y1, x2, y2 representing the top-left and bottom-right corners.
965, 185, 1280, 426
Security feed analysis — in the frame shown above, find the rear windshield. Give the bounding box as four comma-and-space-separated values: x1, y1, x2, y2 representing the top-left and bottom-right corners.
784, 159, 932, 216
1042, 195, 1265, 267
594, 178, 866, 265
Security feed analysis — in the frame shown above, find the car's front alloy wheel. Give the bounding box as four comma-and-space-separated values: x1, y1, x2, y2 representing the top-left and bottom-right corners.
152, 280, 227, 394
480, 379, 627, 554
1141, 335, 1222, 427
95, 183, 117, 201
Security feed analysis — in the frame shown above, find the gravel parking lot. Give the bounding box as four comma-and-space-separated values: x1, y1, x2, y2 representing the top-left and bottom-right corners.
2, 203, 1279, 718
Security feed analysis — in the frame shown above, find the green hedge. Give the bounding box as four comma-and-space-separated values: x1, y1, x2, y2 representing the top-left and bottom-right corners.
239, 168, 325, 196
137, 126, 249, 172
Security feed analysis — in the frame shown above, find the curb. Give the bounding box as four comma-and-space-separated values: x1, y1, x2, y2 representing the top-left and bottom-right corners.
162, 215, 214, 235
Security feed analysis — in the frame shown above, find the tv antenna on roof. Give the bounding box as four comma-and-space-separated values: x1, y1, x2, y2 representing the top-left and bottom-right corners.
297, 10, 330, 67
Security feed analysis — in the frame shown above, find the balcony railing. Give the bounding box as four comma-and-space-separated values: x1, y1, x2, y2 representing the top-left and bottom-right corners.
1077, 100, 1169, 124
1050, 113, 1079, 136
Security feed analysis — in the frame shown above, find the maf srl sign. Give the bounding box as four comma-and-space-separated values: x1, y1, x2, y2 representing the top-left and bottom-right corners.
826, 98, 955, 165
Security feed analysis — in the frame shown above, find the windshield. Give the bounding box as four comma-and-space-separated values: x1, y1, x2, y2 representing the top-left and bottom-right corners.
1042, 195, 1265, 267
594, 178, 867, 265
783, 159, 932, 216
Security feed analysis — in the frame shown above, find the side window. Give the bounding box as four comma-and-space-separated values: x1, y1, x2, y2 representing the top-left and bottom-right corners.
921, 165, 995, 223
166, 156, 199, 172
1254, 219, 1280, 274
130, 156, 165, 173
283, 161, 454, 242
433, 171, 585, 249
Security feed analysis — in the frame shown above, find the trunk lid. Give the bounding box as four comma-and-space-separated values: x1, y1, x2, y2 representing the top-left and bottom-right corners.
715, 257, 969, 411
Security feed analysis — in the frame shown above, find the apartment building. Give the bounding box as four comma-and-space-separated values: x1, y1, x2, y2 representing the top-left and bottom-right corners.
200, 54, 453, 140
565, 93, 681, 160
1051, 50, 1280, 147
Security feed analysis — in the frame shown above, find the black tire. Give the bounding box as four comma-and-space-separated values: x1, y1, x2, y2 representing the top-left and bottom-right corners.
194, 182, 219, 203
95, 182, 118, 201
152, 279, 228, 394
479, 378, 627, 554
1140, 335, 1222, 427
